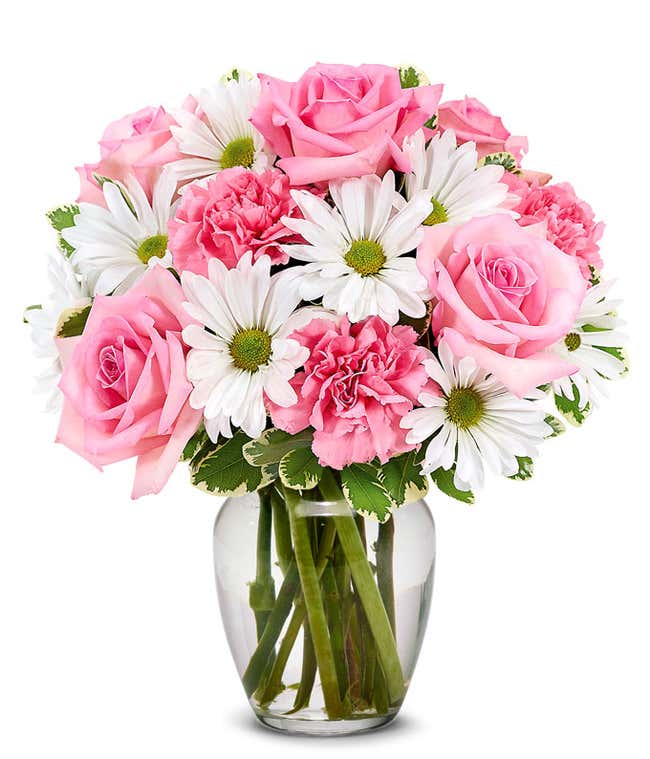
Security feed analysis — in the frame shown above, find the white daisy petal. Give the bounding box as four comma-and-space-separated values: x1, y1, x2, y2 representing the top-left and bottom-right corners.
171, 77, 275, 184
283, 171, 430, 324
403, 129, 514, 226
180, 254, 310, 442
25, 252, 91, 409
66, 174, 174, 296
402, 337, 550, 491
550, 280, 627, 409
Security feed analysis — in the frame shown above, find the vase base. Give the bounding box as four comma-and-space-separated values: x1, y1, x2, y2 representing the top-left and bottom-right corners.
255, 712, 397, 737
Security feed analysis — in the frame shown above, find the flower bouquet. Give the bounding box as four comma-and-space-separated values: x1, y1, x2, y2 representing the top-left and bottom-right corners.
26, 63, 627, 736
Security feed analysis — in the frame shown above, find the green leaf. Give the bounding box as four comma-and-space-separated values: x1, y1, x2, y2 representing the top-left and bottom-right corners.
555, 385, 590, 426
379, 451, 428, 506
181, 426, 209, 462
595, 344, 628, 369
23, 304, 42, 323
431, 466, 475, 504
423, 113, 438, 130
46, 204, 79, 256
589, 265, 601, 286
340, 463, 394, 522
55, 304, 91, 338
509, 456, 534, 481
399, 66, 421, 88
191, 430, 273, 496
544, 414, 566, 438
261, 461, 280, 482
242, 428, 313, 467
279, 447, 324, 491
478, 151, 521, 175
47, 204, 78, 232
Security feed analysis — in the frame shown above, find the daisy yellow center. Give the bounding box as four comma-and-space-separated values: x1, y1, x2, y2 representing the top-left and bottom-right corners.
229, 328, 272, 371
446, 387, 485, 429
220, 136, 255, 169
423, 197, 448, 226
344, 239, 386, 276
564, 332, 581, 352
136, 234, 168, 264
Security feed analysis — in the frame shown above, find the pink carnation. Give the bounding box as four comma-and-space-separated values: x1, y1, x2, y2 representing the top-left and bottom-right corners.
267, 316, 430, 469
251, 63, 442, 185
55, 266, 202, 498
168, 167, 298, 275
513, 182, 604, 280
76, 106, 180, 206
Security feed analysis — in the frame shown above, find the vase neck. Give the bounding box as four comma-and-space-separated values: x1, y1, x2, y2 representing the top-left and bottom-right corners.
291, 497, 352, 519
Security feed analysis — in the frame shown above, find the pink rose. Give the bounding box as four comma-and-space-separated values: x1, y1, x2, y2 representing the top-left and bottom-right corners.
267, 316, 430, 469
168, 167, 297, 275
512, 182, 604, 281
438, 97, 528, 162
56, 266, 201, 498
251, 63, 442, 185
416, 216, 587, 396
76, 106, 180, 206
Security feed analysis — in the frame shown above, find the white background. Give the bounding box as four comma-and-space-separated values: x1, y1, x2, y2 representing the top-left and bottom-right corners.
1, 1, 648, 757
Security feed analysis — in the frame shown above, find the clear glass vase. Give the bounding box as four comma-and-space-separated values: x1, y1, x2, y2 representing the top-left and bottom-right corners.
213, 478, 435, 736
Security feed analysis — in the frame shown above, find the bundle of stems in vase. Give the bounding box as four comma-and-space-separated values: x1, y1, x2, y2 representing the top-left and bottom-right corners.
243, 470, 404, 719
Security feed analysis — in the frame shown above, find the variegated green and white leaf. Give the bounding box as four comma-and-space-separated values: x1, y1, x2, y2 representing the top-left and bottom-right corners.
181, 426, 209, 462
340, 463, 394, 522
379, 451, 428, 506
279, 447, 324, 491
399, 65, 422, 88
431, 466, 475, 504
191, 430, 273, 496
508, 456, 534, 481
479, 151, 520, 174
242, 428, 313, 467
47, 204, 79, 256
555, 385, 591, 426
544, 414, 566, 438
56, 304, 92, 338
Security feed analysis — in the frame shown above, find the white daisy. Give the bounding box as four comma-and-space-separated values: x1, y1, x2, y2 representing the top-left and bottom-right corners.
181, 252, 323, 442
62, 171, 176, 296
401, 339, 551, 491
281, 171, 433, 325
171, 77, 274, 183
24, 252, 91, 410
551, 280, 627, 409
403, 129, 512, 226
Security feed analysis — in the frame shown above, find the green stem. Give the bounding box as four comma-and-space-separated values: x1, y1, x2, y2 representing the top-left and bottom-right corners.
319, 470, 406, 707
258, 520, 336, 706
370, 518, 395, 713
333, 539, 361, 704
283, 485, 343, 720
258, 602, 304, 706
345, 602, 363, 703
249, 487, 275, 642
376, 518, 396, 634
271, 486, 292, 574
322, 564, 350, 703
290, 623, 317, 713
373, 664, 389, 715
241, 560, 300, 697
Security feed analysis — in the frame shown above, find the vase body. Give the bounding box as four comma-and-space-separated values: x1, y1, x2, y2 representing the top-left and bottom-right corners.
213, 487, 435, 736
